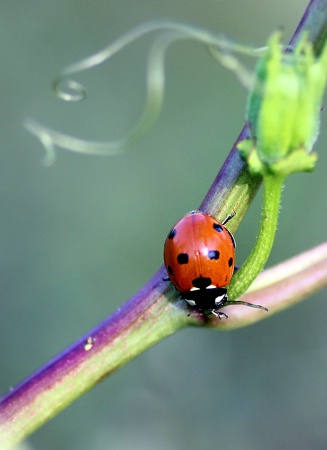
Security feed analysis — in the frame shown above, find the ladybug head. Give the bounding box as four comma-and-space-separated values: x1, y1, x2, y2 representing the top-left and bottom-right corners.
181, 280, 228, 311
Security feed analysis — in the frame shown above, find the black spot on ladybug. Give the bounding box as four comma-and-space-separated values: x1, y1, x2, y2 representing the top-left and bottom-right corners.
167, 265, 174, 275
213, 223, 223, 233
208, 250, 220, 260
192, 277, 212, 289
228, 257, 233, 267
168, 228, 177, 239
177, 253, 189, 265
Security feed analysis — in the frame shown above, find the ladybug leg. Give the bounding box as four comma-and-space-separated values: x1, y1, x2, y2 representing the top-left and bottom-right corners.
211, 310, 228, 320
211, 292, 229, 319
233, 265, 240, 274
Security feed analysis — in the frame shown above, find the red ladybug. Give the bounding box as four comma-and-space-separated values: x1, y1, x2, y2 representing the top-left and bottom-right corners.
164, 211, 267, 318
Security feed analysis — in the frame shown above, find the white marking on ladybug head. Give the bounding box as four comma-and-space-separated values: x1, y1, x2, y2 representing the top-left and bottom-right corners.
214, 294, 226, 305
206, 284, 216, 289
190, 287, 200, 291
186, 299, 196, 306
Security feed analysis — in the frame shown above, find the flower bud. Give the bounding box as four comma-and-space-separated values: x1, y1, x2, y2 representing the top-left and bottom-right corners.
243, 31, 327, 174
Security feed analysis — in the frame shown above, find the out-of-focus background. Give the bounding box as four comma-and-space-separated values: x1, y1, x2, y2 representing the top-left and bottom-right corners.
1, 1, 326, 449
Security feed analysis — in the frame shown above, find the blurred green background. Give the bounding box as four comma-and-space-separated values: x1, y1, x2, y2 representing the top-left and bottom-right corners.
1, 1, 327, 449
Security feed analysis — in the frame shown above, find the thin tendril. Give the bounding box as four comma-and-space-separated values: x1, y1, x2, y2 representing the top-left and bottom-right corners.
24, 19, 278, 163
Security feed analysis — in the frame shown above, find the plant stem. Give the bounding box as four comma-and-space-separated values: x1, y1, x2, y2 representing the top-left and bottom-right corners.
228, 174, 284, 300
213, 242, 327, 329
0, 267, 188, 449
200, 127, 262, 234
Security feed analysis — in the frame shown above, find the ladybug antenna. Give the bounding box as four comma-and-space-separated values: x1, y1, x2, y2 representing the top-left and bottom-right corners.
222, 210, 236, 226
224, 300, 268, 312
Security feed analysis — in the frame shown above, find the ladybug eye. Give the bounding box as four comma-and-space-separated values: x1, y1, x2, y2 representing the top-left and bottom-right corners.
213, 223, 223, 232
168, 228, 177, 239
177, 253, 189, 265
208, 250, 220, 260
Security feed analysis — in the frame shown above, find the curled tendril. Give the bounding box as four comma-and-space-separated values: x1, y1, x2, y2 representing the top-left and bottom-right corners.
53, 79, 87, 102
24, 19, 270, 164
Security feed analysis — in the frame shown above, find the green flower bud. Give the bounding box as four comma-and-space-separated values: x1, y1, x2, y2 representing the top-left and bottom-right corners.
240, 31, 327, 176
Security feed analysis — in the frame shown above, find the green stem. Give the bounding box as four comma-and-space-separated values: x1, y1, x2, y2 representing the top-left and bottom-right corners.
228, 173, 284, 300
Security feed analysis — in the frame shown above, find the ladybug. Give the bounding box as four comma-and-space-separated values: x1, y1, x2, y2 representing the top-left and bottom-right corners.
164, 211, 267, 318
